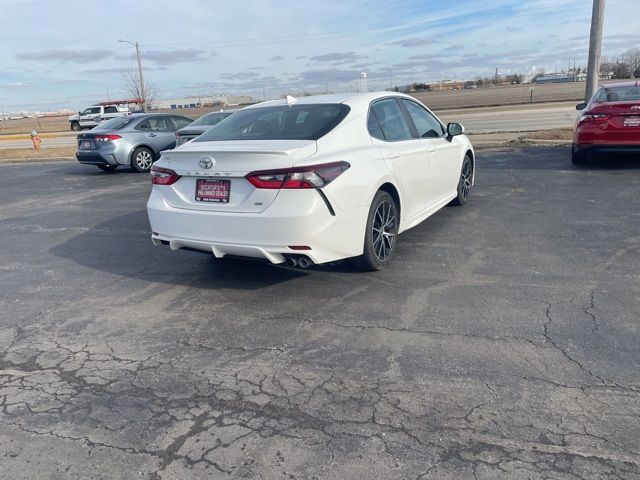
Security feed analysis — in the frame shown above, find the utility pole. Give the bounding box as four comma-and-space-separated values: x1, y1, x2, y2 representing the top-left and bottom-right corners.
135, 42, 146, 112
585, 0, 605, 103
118, 39, 146, 112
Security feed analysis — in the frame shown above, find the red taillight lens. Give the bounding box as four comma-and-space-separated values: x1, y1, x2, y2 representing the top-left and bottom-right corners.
151, 166, 181, 185
247, 172, 288, 189
578, 113, 609, 125
245, 161, 350, 189
94, 134, 121, 141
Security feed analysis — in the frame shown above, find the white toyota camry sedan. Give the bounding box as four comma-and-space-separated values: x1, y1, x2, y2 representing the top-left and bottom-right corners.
147, 92, 474, 270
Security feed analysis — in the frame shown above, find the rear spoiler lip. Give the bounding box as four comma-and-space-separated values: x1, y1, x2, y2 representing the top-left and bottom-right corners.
164, 141, 317, 157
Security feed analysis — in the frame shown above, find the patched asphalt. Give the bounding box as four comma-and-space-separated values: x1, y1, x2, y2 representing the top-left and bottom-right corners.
1, 147, 639, 479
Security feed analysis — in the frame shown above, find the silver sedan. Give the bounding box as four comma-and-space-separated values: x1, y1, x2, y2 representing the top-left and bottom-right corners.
75, 113, 193, 172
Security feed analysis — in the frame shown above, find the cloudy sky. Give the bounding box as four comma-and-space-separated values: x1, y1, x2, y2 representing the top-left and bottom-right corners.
1, 0, 638, 110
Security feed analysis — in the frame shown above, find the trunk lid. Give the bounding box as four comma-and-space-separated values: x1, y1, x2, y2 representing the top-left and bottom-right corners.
589, 102, 640, 142
159, 140, 317, 213
76, 131, 120, 150
177, 127, 209, 136
590, 102, 640, 125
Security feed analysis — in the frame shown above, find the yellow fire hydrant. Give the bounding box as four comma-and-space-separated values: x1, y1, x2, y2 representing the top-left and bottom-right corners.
31, 130, 41, 150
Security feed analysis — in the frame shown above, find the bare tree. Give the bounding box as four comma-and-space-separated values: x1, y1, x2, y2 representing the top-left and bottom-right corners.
599, 57, 615, 77
620, 48, 640, 78
615, 63, 631, 78
122, 69, 158, 111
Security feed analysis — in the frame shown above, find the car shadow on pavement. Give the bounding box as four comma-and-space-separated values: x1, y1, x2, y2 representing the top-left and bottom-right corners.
482, 147, 640, 171
572, 156, 640, 170
54, 164, 141, 176
49, 210, 310, 290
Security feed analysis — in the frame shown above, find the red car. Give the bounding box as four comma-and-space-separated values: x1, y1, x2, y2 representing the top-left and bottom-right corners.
572, 81, 640, 164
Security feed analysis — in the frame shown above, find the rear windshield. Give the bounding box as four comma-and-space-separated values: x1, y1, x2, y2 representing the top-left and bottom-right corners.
594, 86, 640, 103
194, 104, 350, 142
190, 112, 234, 127
96, 116, 136, 130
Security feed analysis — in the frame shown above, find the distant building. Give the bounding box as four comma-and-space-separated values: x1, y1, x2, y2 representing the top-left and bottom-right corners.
154, 95, 255, 110
534, 72, 588, 84
427, 80, 465, 91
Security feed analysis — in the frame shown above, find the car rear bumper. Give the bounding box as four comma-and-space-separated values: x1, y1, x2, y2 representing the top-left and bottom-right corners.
146, 188, 369, 265
76, 141, 134, 166
573, 143, 640, 156
76, 151, 116, 165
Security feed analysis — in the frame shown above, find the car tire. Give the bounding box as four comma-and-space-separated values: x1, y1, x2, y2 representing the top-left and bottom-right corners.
571, 149, 586, 165
70, 122, 81, 132
131, 147, 155, 173
351, 190, 399, 271
97, 165, 118, 172
450, 155, 473, 206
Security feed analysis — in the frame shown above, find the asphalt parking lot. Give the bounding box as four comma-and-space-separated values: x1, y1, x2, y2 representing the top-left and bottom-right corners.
1, 147, 639, 479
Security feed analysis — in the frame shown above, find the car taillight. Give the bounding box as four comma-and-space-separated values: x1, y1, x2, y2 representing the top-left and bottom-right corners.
175, 134, 189, 147
245, 161, 350, 189
578, 113, 609, 125
151, 166, 181, 185
94, 134, 121, 141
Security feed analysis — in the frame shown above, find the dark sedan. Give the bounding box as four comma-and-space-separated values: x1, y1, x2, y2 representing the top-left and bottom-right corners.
175, 111, 235, 147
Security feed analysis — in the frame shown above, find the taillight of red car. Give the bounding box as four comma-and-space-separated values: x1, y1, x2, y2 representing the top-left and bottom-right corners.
577, 112, 610, 126
245, 161, 350, 189
151, 165, 181, 185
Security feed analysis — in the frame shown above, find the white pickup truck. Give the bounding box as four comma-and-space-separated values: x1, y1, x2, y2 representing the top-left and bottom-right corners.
68, 104, 129, 131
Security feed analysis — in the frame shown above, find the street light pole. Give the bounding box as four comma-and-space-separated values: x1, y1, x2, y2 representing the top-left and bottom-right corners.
135, 42, 146, 112
585, 0, 606, 103
119, 39, 146, 112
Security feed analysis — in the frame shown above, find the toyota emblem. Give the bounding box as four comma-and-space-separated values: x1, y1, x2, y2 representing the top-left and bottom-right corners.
631, 105, 640, 111
199, 156, 214, 169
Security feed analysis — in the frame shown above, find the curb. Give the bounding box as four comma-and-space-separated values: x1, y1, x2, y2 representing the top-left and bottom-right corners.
0, 157, 74, 164
518, 139, 572, 146
0, 132, 75, 141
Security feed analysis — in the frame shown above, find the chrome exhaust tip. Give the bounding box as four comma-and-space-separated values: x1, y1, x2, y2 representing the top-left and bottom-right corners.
285, 257, 297, 268
297, 257, 312, 269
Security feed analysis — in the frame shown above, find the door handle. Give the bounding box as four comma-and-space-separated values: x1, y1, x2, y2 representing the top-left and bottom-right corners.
387, 151, 401, 159
147, 133, 157, 137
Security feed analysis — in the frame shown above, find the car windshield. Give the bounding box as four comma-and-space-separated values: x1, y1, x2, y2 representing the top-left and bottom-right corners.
594, 86, 640, 103
190, 112, 233, 127
96, 116, 136, 130
194, 104, 350, 142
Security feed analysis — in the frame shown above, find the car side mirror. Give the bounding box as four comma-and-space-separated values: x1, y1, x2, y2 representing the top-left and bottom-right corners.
576, 103, 587, 110
446, 122, 464, 141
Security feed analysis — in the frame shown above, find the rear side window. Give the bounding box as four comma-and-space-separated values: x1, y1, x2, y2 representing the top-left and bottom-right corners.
369, 99, 412, 141
194, 104, 350, 142
367, 113, 385, 140
104, 106, 118, 113
136, 117, 172, 132
401, 99, 445, 138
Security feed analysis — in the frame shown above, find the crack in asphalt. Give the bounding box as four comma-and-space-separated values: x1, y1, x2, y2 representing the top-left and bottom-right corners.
1, 328, 639, 479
